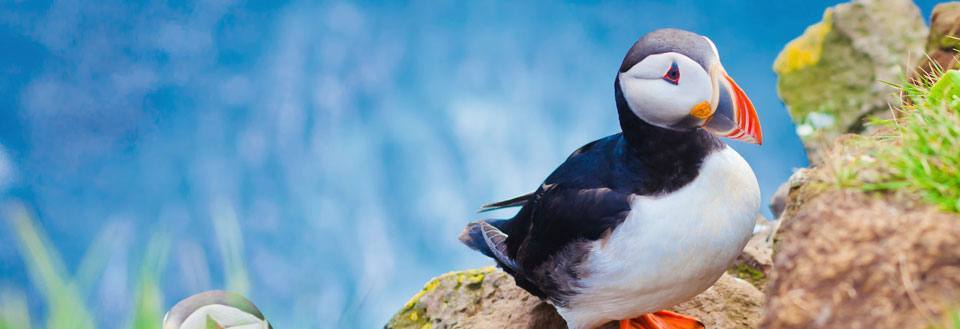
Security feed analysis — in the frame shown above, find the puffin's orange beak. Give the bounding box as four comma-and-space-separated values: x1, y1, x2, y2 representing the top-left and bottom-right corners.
701, 68, 762, 145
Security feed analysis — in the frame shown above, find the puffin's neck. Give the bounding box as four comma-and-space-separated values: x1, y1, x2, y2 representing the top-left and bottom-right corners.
614, 77, 722, 190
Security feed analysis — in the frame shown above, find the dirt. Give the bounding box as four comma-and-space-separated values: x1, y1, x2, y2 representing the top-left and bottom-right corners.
762, 190, 960, 329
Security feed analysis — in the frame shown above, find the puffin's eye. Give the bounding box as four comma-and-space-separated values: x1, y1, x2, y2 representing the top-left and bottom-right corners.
662, 62, 680, 85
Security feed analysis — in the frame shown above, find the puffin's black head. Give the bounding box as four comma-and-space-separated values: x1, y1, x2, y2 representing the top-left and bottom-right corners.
616, 28, 762, 144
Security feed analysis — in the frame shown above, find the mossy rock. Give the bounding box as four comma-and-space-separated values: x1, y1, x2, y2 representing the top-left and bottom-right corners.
384, 267, 567, 329
729, 262, 767, 289
386, 267, 764, 329
773, 0, 926, 161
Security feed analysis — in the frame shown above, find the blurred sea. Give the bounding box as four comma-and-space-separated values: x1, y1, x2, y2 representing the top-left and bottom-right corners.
0, 1, 940, 328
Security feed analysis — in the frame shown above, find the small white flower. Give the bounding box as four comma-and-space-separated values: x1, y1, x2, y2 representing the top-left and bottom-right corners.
796, 124, 814, 137
807, 112, 836, 129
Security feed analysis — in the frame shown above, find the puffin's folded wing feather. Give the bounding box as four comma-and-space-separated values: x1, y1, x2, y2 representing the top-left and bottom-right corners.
477, 192, 534, 213
479, 221, 519, 271
506, 135, 637, 269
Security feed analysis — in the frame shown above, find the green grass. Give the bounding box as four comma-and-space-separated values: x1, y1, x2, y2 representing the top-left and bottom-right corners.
5, 204, 95, 329
817, 67, 960, 214
130, 234, 170, 329
1, 201, 251, 329
0, 288, 32, 329
949, 309, 960, 329
211, 200, 250, 296
867, 69, 960, 213
932, 308, 960, 329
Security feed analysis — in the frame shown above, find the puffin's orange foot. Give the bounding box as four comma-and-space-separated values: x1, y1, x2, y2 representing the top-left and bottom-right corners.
618, 310, 705, 329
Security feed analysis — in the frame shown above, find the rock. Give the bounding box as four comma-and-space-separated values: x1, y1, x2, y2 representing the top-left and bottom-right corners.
773, 0, 926, 161
762, 190, 960, 329
912, 2, 960, 79
767, 169, 812, 254
384, 268, 563, 329
674, 274, 764, 329
385, 268, 763, 329
729, 216, 774, 289
761, 98, 960, 327
769, 182, 791, 220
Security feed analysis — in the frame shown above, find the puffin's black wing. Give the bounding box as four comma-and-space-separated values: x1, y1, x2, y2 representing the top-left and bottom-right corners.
511, 182, 633, 266
509, 182, 633, 303
483, 135, 636, 303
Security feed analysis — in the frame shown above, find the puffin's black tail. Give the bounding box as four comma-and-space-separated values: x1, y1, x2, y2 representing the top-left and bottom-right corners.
458, 219, 510, 259
459, 219, 547, 299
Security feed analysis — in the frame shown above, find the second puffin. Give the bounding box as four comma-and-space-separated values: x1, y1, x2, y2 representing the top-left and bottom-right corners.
460, 28, 762, 329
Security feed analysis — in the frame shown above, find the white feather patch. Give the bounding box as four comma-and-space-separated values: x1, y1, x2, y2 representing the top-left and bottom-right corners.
557, 147, 760, 329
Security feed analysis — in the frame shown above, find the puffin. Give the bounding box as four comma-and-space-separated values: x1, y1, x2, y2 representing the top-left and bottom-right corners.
459, 28, 762, 329
162, 290, 272, 329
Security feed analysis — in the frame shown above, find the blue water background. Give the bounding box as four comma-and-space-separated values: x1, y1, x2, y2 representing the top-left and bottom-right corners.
0, 1, 940, 327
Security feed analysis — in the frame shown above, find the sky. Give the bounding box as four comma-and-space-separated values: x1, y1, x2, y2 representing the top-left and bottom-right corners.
0, 0, 941, 328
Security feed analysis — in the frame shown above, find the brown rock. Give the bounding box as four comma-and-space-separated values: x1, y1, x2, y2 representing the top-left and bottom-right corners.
385, 268, 763, 329
913, 2, 960, 80
769, 182, 791, 220
762, 190, 960, 329
729, 216, 774, 289
673, 274, 765, 329
384, 268, 563, 329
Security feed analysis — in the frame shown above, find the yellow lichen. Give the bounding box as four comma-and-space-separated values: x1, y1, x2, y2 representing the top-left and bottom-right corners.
454, 270, 486, 289
774, 10, 834, 74
388, 268, 499, 328
465, 272, 484, 286
403, 277, 442, 310
400, 268, 495, 311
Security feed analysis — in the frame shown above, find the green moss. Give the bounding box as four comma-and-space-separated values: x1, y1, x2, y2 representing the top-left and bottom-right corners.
729, 263, 767, 289
937, 36, 960, 53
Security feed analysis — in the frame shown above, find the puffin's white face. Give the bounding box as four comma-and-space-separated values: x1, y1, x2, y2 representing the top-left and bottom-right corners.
618, 52, 715, 130
616, 29, 762, 144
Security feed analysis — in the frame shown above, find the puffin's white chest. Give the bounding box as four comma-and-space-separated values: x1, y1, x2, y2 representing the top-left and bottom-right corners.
558, 147, 760, 329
